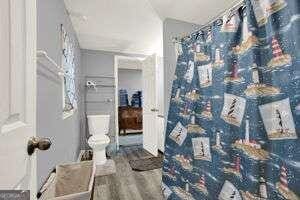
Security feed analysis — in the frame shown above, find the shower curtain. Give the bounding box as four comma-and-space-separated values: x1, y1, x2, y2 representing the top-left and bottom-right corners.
162, 0, 300, 199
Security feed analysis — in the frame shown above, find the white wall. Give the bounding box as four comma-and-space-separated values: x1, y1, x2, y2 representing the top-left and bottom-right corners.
118, 68, 142, 105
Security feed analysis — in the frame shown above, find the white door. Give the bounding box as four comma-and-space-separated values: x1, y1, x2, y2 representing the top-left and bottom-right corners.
142, 55, 158, 156
0, 0, 38, 199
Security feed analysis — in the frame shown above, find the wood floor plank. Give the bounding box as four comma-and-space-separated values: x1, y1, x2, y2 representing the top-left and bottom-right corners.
93, 145, 163, 200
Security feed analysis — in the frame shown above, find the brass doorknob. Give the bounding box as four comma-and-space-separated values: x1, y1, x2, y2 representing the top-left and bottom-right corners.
27, 137, 51, 155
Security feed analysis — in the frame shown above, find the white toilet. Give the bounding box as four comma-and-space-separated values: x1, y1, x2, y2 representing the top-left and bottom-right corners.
87, 115, 110, 165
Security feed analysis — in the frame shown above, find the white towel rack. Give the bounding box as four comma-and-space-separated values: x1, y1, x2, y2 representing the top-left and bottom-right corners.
37, 50, 65, 76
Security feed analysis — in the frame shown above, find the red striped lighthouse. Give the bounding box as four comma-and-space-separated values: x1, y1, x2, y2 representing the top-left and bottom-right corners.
272, 37, 283, 59
204, 101, 212, 113
235, 157, 241, 173
198, 175, 206, 188
231, 62, 239, 79
170, 166, 176, 175
280, 165, 289, 191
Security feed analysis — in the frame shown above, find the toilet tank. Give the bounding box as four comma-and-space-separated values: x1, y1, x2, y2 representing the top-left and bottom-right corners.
87, 115, 110, 135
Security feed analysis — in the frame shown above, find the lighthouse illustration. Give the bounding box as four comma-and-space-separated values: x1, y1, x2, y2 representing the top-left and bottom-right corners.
162, 183, 172, 199
240, 176, 269, 200
184, 61, 195, 83
259, 177, 268, 199
163, 166, 177, 181
221, 12, 239, 32
244, 64, 281, 97
276, 165, 300, 200
169, 122, 187, 146
179, 102, 191, 119
193, 175, 208, 195
185, 89, 200, 101
232, 116, 269, 160
187, 111, 205, 134
224, 61, 244, 84
212, 130, 227, 155
267, 36, 292, 68
259, 98, 297, 140
250, 0, 287, 26
213, 48, 224, 68
201, 101, 213, 120
175, 87, 181, 99
172, 87, 184, 104
194, 40, 210, 62
221, 93, 246, 127
173, 154, 193, 171
172, 182, 195, 200
198, 63, 212, 88
233, 15, 258, 55
192, 137, 212, 161
223, 156, 242, 179
206, 29, 212, 43
218, 180, 242, 200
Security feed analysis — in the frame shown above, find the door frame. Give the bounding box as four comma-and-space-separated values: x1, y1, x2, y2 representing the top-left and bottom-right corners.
114, 55, 144, 151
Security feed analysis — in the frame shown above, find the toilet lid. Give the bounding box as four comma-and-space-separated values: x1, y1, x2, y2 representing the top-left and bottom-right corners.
88, 134, 110, 145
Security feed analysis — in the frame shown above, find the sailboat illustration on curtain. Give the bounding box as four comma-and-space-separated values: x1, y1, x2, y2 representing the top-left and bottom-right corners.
259, 98, 297, 140
250, 0, 288, 26
244, 64, 281, 97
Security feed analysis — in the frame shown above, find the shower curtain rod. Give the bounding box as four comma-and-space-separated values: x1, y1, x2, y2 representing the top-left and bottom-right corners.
172, 0, 245, 43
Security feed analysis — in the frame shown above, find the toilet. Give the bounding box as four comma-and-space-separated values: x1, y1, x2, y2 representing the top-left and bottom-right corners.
87, 115, 110, 165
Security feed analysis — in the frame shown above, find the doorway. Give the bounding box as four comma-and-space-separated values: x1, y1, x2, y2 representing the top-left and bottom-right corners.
118, 58, 143, 146
114, 55, 165, 156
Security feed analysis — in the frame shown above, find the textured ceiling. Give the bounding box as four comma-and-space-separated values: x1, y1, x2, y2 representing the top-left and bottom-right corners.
148, 0, 240, 25
64, 0, 239, 55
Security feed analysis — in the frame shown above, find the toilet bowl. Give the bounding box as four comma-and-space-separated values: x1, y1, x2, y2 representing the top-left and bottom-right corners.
87, 115, 110, 165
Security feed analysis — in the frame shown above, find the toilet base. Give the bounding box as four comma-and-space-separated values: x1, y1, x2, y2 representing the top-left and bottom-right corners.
93, 148, 107, 166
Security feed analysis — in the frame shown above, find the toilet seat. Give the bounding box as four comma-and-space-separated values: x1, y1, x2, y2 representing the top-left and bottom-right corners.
88, 135, 110, 147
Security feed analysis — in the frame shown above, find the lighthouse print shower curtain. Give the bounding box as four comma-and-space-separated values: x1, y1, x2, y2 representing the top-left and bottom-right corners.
162, 0, 300, 199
